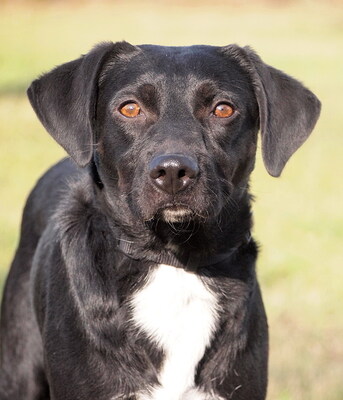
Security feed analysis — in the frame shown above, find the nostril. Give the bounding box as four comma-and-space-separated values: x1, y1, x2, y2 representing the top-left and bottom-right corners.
150, 167, 166, 180
158, 169, 166, 178
178, 169, 186, 179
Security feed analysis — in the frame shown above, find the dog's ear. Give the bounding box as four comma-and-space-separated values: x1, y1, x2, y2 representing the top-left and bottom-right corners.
27, 41, 138, 167
224, 45, 321, 177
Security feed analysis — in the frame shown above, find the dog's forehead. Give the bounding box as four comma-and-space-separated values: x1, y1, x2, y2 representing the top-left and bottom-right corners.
139, 45, 244, 80
104, 44, 252, 96
137, 44, 222, 67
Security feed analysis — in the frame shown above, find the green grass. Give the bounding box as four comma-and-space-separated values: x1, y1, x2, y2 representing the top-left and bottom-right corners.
1, 1, 342, 399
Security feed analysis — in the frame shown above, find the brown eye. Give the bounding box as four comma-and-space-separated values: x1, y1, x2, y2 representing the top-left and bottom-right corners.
213, 103, 234, 118
119, 102, 141, 118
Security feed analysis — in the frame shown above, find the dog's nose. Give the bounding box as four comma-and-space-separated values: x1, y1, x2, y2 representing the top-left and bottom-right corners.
149, 154, 199, 195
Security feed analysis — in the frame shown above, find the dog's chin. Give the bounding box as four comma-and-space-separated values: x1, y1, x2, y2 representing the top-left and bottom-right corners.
158, 205, 195, 223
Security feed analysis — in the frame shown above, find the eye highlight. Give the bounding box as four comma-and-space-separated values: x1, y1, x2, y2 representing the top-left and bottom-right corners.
119, 102, 141, 118
213, 103, 234, 118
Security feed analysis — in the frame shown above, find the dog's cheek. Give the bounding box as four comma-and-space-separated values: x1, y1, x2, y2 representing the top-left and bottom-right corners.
211, 124, 258, 190
132, 176, 165, 221
196, 161, 224, 218
228, 131, 258, 186
97, 124, 135, 186
116, 156, 138, 193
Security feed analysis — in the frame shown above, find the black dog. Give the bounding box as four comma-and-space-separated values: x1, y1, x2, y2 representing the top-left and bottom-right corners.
0, 42, 320, 400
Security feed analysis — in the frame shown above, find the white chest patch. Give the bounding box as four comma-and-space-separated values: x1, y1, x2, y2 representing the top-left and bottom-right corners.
130, 264, 219, 400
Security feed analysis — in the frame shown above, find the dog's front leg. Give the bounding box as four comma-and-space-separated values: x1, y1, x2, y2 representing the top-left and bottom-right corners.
32, 233, 158, 400
194, 283, 269, 400
38, 301, 157, 400
39, 314, 158, 400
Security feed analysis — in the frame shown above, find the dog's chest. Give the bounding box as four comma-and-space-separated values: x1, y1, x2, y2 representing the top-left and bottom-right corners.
130, 264, 219, 399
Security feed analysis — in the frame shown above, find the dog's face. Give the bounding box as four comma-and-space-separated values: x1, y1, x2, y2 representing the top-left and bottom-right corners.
96, 45, 259, 224
27, 42, 320, 231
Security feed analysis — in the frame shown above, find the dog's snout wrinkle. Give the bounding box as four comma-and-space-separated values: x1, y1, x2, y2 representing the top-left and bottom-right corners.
149, 154, 199, 195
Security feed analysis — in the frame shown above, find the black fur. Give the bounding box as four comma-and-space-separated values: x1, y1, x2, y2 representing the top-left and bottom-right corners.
0, 42, 320, 400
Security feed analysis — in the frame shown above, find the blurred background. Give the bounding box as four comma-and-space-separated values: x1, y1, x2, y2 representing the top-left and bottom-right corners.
0, 0, 342, 399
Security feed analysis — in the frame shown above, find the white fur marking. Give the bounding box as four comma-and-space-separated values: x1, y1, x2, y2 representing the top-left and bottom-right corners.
130, 264, 219, 400
162, 207, 193, 223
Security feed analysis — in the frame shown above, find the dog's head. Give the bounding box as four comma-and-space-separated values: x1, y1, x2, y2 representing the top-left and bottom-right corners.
28, 42, 320, 232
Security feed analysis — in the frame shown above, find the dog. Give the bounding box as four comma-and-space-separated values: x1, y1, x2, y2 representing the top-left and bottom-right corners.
0, 42, 320, 400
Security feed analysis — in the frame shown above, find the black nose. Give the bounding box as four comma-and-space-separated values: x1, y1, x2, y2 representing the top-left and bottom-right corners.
149, 154, 199, 195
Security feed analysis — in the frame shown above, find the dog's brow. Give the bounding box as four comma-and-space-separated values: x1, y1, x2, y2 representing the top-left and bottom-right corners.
194, 81, 241, 106
109, 84, 159, 107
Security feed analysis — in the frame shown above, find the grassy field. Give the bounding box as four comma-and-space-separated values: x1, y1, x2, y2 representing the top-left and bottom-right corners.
0, 1, 342, 399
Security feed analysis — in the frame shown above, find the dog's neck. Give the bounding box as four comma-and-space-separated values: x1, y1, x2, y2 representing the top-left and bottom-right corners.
115, 229, 252, 271
90, 167, 253, 270
116, 203, 252, 271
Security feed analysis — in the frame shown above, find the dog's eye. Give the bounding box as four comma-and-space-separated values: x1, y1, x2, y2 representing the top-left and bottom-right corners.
119, 102, 141, 118
213, 103, 234, 118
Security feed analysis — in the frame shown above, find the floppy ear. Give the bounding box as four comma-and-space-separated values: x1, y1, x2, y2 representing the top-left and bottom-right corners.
224, 45, 321, 177
27, 41, 137, 167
